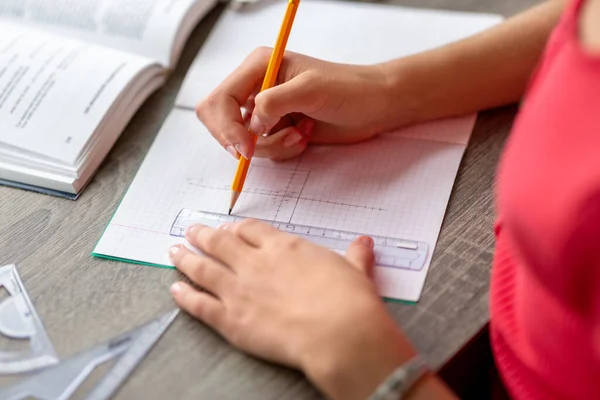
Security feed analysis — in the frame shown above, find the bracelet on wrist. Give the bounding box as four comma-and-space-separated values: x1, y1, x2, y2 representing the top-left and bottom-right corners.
368, 355, 429, 400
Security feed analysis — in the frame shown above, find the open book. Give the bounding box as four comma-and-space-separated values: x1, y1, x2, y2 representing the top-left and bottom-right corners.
0, 0, 217, 198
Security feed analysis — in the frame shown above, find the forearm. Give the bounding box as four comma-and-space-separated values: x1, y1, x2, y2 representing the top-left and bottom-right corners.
312, 351, 459, 400
303, 322, 460, 400
381, 0, 565, 127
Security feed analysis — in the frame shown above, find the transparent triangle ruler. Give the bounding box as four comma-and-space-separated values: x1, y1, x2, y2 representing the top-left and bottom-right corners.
0, 309, 179, 400
0, 264, 59, 374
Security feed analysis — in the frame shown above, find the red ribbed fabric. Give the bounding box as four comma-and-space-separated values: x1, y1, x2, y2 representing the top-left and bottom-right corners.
491, 1, 600, 399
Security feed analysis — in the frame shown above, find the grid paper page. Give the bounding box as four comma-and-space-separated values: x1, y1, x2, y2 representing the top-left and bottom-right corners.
94, 109, 472, 301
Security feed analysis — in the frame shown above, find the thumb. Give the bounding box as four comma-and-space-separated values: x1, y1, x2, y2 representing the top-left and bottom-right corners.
345, 236, 375, 278
250, 75, 323, 135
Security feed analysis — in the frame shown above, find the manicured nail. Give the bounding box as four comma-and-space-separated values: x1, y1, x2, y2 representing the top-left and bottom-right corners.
226, 145, 239, 159
185, 224, 202, 239
235, 144, 250, 159
171, 282, 183, 295
283, 132, 303, 148
169, 245, 180, 261
358, 236, 374, 249
249, 114, 266, 135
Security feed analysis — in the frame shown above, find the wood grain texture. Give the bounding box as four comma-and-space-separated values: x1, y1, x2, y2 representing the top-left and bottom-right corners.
0, 1, 542, 398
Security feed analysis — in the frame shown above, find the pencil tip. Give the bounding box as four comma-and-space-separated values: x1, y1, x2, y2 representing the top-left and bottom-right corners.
229, 191, 240, 215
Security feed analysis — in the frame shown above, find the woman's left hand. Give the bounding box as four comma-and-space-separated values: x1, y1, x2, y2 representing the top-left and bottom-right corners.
169, 219, 416, 400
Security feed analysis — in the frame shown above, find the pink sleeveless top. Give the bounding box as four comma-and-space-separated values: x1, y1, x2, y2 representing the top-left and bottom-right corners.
491, 0, 600, 398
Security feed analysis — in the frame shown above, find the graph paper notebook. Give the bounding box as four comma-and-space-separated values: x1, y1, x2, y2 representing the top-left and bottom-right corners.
95, 109, 471, 302
94, 1, 502, 301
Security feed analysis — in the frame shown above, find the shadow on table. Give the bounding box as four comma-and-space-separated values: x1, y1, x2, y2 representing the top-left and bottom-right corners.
438, 323, 511, 400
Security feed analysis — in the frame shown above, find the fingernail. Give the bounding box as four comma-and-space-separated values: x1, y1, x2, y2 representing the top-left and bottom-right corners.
171, 282, 183, 295
283, 132, 303, 148
235, 144, 250, 159
226, 145, 239, 159
169, 245, 180, 261
249, 114, 266, 135
358, 236, 374, 249
303, 119, 315, 136
185, 224, 201, 239
218, 223, 230, 230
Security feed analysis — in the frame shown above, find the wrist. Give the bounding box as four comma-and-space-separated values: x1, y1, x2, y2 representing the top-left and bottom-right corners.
299, 311, 417, 400
378, 43, 484, 131
377, 54, 445, 130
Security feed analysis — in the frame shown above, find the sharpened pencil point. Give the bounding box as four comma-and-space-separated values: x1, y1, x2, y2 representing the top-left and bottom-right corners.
229, 191, 240, 215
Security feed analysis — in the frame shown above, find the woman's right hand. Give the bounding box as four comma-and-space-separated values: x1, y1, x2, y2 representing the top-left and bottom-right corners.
196, 47, 409, 161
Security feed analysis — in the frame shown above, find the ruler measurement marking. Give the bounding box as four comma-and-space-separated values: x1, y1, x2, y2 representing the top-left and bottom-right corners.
170, 210, 428, 272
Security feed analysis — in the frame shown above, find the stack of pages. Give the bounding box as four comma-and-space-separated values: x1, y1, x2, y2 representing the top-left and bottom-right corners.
0, 0, 217, 198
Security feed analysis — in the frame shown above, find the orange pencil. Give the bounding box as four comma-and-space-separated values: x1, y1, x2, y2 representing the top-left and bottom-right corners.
229, 0, 301, 214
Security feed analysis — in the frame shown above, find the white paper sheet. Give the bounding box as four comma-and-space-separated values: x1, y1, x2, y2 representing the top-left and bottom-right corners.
94, 109, 473, 301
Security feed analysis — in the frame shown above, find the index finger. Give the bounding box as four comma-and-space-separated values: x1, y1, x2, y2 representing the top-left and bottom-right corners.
196, 48, 273, 159
220, 47, 273, 104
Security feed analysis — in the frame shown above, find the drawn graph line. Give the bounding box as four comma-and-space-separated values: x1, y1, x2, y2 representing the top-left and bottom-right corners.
187, 150, 390, 221
169, 209, 429, 272
272, 151, 304, 222
289, 171, 311, 223
181, 152, 400, 264
186, 179, 388, 212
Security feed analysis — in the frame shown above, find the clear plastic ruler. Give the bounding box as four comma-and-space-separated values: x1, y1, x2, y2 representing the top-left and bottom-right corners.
0, 264, 59, 374
170, 209, 429, 271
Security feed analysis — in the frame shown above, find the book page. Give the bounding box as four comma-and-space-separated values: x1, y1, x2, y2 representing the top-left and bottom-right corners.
93, 109, 473, 302
0, 0, 203, 67
0, 21, 158, 165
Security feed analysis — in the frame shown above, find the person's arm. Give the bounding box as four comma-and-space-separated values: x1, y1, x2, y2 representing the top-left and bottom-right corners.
380, 0, 566, 128
196, 1, 566, 161
580, 0, 600, 51
168, 219, 462, 400
309, 354, 459, 400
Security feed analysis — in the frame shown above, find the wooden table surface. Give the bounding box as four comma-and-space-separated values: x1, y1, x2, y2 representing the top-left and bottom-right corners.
0, 0, 541, 398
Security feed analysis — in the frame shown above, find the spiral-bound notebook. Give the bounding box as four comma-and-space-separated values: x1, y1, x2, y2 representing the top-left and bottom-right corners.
93, 0, 502, 302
